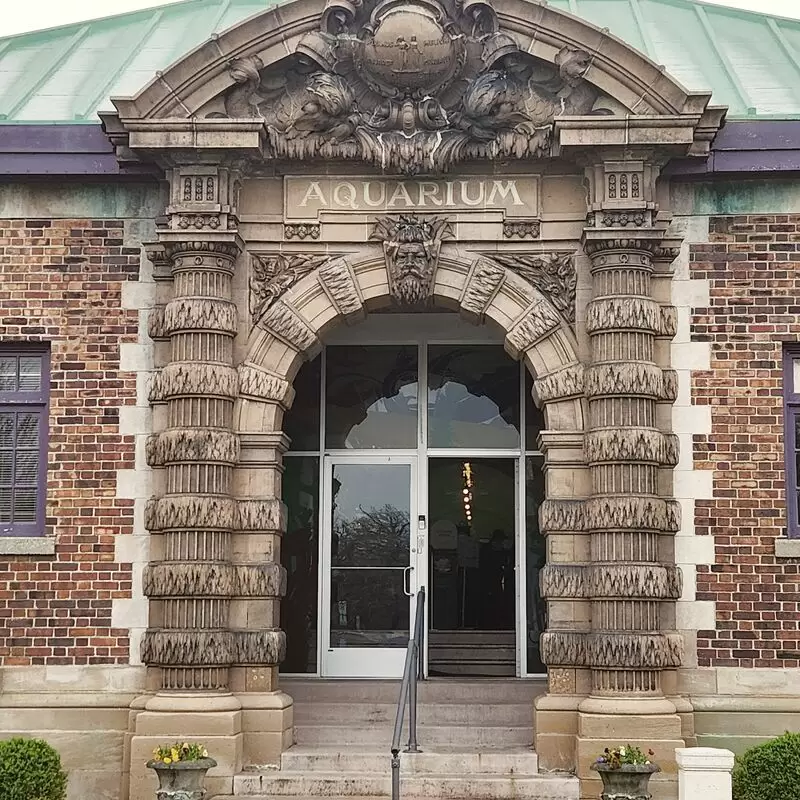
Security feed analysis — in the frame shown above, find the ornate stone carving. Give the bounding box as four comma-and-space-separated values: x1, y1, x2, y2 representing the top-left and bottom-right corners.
250, 253, 330, 326
584, 496, 680, 533
534, 363, 585, 403
148, 306, 168, 340
601, 211, 646, 227
145, 496, 238, 532
163, 297, 238, 336
146, 430, 240, 467
659, 305, 678, 337
369, 214, 453, 306
284, 223, 320, 240
144, 563, 236, 598
237, 364, 293, 406
506, 300, 563, 358
237, 499, 287, 533
586, 633, 683, 669
585, 362, 667, 400
317, 257, 364, 319
541, 631, 586, 666
214, 0, 607, 174
232, 630, 286, 665
460, 258, 505, 320
491, 253, 576, 323
233, 564, 286, 597
503, 219, 540, 240
149, 363, 238, 402
661, 369, 678, 401
540, 499, 585, 532
259, 300, 319, 355
585, 428, 678, 467
588, 565, 682, 600
585, 297, 661, 334
176, 213, 222, 230
540, 565, 585, 598
141, 630, 234, 666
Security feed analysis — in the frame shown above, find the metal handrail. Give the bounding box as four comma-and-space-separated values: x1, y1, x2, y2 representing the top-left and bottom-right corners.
390, 587, 426, 800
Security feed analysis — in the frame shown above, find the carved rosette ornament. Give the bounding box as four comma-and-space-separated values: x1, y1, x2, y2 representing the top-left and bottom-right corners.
213, 0, 609, 174
370, 214, 454, 305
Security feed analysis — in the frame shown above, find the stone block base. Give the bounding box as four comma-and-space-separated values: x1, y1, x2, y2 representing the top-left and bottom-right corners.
239, 690, 294, 766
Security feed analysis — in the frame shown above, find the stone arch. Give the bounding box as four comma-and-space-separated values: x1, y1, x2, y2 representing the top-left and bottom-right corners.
234, 253, 586, 436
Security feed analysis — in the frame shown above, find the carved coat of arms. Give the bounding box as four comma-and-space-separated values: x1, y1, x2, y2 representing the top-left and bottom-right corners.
213, 0, 607, 174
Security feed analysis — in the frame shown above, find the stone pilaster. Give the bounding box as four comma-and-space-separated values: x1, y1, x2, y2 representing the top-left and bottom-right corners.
578, 157, 685, 789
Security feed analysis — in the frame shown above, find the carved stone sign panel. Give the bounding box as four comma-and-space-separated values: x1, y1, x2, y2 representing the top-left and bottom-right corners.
284, 176, 538, 219
214, 0, 609, 173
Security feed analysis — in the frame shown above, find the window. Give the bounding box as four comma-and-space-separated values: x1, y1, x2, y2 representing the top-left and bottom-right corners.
0, 349, 48, 537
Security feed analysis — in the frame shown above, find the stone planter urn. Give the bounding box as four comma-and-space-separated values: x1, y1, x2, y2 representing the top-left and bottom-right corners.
591, 762, 660, 800
146, 758, 217, 800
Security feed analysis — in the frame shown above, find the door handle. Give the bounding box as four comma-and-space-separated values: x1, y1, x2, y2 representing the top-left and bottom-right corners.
403, 566, 414, 597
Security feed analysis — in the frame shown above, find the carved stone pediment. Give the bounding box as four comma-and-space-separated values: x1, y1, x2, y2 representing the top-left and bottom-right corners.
212, 0, 609, 174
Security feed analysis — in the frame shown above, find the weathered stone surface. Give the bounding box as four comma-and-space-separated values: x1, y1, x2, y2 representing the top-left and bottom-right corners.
233, 563, 286, 597
661, 369, 678, 401
535, 363, 585, 402
259, 299, 318, 354
141, 630, 234, 666
146, 429, 240, 466
584, 496, 680, 533
237, 363, 293, 405
163, 297, 238, 335
148, 305, 168, 340
541, 631, 586, 666
145, 496, 238, 532
460, 259, 505, 320
317, 257, 364, 318
585, 428, 678, 466
585, 297, 661, 334
237, 499, 287, 533
540, 499, 586, 532
659, 305, 678, 337
232, 629, 286, 664
150, 363, 238, 402
143, 563, 236, 597
540, 565, 585, 598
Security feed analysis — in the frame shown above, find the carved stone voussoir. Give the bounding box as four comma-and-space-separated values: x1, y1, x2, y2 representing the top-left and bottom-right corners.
232, 629, 286, 665
541, 631, 587, 667
585, 428, 678, 467
234, 563, 287, 598
237, 499, 287, 533
143, 562, 235, 598
506, 301, 563, 359
149, 363, 238, 402
146, 429, 240, 467
259, 299, 319, 356
584, 496, 680, 533
146, 495, 238, 532
141, 630, 234, 667
534, 363, 585, 403
237, 364, 293, 406
250, 253, 330, 327
317, 257, 364, 319
586, 632, 683, 669
163, 297, 238, 336
370, 215, 453, 306
460, 258, 505, 321
216, 3, 604, 174
540, 565, 586, 598
491, 253, 576, 324
585, 297, 661, 335
540, 499, 586, 532
588, 564, 682, 600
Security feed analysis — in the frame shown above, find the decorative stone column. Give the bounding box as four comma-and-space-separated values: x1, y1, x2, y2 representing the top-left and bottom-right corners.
578, 157, 685, 788
129, 166, 246, 800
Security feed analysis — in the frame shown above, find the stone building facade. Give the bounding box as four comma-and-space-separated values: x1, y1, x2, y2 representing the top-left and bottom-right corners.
1, 1, 800, 800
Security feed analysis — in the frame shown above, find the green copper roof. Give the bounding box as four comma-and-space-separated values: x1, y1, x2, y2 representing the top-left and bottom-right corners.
1, 0, 800, 122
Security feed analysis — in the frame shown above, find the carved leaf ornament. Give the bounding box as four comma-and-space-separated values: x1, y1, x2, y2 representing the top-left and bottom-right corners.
250, 252, 330, 325
213, 0, 608, 174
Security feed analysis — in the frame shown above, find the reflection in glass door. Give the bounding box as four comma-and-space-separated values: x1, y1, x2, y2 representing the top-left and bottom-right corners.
321, 456, 418, 677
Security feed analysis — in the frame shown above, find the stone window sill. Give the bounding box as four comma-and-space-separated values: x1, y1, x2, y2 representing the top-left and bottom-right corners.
0, 537, 56, 555
775, 537, 800, 559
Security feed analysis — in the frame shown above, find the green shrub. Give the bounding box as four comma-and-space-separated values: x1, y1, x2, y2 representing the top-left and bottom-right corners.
0, 737, 67, 800
732, 731, 800, 800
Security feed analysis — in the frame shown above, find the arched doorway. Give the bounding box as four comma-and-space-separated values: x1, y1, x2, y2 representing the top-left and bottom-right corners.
279, 312, 548, 678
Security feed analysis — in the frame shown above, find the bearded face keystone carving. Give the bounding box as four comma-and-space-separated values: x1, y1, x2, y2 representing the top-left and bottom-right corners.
370, 215, 454, 306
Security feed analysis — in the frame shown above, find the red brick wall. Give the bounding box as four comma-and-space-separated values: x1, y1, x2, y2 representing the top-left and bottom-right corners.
0, 218, 140, 666
690, 214, 800, 668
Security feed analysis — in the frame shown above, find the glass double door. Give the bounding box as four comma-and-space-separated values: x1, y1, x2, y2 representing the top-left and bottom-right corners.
321, 455, 423, 678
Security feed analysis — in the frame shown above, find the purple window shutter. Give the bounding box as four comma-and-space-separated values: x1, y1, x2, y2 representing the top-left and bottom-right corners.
784, 347, 800, 539
0, 349, 49, 537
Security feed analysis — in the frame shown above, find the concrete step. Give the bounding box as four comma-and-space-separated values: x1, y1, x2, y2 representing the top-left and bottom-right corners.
231, 771, 579, 799
428, 661, 516, 677
428, 631, 516, 645
282, 679, 545, 705
293, 702, 532, 726
293, 724, 533, 748
280, 745, 539, 775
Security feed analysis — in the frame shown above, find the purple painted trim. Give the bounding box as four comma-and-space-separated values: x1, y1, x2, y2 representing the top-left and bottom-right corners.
784, 346, 799, 539
0, 348, 49, 538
